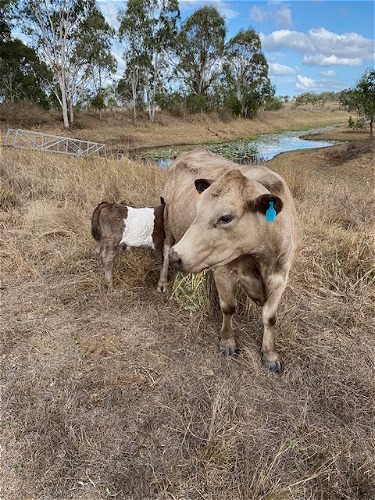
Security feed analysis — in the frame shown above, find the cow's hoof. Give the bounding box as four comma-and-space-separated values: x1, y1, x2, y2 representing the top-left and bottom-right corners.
157, 282, 167, 293
268, 360, 282, 373
220, 346, 238, 357
261, 351, 282, 373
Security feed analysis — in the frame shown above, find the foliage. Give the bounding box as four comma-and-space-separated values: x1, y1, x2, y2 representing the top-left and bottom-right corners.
17, 0, 115, 128
0, 37, 52, 106
0, 0, 18, 36
118, 0, 180, 122
293, 91, 341, 109
174, 6, 226, 103
348, 115, 365, 130
264, 96, 284, 111
91, 94, 106, 113
223, 28, 273, 118
340, 69, 375, 137
73, 5, 117, 100
293, 92, 320, 108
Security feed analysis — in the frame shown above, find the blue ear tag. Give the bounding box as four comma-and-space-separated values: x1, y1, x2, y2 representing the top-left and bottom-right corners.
265, 200, 276, 222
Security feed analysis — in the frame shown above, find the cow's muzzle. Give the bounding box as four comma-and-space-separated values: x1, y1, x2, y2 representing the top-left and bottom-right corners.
169, 247, 183, 270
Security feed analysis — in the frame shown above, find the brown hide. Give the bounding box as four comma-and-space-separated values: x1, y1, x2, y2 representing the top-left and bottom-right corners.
92, 201, 164, 289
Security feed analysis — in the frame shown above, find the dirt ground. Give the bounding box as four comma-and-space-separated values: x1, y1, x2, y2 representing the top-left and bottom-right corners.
1, 113, 374, 499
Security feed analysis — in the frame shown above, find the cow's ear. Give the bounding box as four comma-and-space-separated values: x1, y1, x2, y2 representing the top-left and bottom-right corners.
251, 194, 283, 216
195, 178, 214, 194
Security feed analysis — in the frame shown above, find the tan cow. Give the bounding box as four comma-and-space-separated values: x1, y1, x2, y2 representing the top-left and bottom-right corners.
92, 201, 165, 289
157, 146, 299, 372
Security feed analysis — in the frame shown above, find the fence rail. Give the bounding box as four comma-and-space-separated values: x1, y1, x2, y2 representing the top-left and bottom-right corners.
3, 129, 107, 157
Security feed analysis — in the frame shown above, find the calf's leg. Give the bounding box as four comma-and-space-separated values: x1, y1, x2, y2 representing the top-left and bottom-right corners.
157, 242, 171, 292
100, 241, 118, 289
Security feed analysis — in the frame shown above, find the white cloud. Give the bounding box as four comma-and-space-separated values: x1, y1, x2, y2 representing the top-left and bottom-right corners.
269, 62, 296, 75
296, 75, 316, 90
250, 5, 267, 24
274, 6, 292, 29
261, 28, 374, 67
303, 54, 362, 67
179, 0, 239, 20
250, 4, 292, 29
295, 73, 343, 92
320, 70, 336, 77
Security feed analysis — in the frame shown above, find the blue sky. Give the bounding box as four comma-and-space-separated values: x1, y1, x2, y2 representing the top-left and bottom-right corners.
98, 0, 374, 98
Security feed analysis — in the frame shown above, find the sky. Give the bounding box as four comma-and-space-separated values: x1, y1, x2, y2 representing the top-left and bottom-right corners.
97, 0, 375, 98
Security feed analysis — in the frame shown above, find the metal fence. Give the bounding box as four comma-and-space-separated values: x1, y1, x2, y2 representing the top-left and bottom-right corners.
3, 129, 107, 157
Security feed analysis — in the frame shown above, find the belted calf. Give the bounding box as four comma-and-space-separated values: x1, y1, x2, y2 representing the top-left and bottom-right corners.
91, 201, 164, 289
157, 147, 299, 372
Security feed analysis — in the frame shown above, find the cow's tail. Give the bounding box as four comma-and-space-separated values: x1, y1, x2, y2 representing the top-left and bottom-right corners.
91, 202, 108, 241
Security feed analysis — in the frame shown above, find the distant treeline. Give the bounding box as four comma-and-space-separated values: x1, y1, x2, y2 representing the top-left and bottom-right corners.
1, 1, 373, 132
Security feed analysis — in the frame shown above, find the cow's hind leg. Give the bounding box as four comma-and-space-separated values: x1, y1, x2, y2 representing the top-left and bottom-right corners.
261, 273, 288, 373
100, 241, 118, 289
213, 267, 238, 356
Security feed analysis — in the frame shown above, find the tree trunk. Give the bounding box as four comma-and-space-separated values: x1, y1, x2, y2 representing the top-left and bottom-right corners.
58, 73, 70, 129
149, 53, 160, 123
68, 97, 74, 127
145, 72, 152, 121
132, 82, 137, 125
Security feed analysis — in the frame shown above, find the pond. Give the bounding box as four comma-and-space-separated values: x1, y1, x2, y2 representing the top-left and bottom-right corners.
138, 125, 339, 166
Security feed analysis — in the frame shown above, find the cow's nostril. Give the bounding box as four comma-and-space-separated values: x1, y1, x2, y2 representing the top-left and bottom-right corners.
169, 248, 182, 269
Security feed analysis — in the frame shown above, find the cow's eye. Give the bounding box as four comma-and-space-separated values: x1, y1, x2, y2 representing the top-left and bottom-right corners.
218, 214, 233, 224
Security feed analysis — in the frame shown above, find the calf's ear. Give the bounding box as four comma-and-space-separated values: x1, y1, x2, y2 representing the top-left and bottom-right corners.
251, 194, 283, 215
195, 178, 214, 194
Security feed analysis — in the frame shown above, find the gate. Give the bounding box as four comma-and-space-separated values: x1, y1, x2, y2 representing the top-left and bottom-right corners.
3, 129, 107, 157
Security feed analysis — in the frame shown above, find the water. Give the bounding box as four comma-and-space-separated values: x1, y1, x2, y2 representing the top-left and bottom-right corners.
246, 127, 337, 162
149, 126, 338, 167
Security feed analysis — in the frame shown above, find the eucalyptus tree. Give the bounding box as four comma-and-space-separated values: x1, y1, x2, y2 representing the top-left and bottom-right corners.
118, 0, 149, 123
118, 0, 179, 123
224, 28, 273, 118
18, 0, 112, 128
73, 5, 117, 118
293, 92, 320, 110
340, 70, 375, 137
0, 0, 17, 38
173, 6, 226, 112
0, 2, 12, 43
0, 37, 52, 105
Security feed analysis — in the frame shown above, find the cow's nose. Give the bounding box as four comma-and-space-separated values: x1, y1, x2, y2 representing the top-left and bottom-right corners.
169, 248, 182, 269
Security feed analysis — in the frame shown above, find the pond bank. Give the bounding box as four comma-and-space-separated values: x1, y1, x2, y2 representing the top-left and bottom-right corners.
133, 125, 341, 165
103, 106, 352, 154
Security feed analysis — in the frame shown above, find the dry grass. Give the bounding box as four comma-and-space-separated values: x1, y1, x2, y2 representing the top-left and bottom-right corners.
1, 128, 374, 499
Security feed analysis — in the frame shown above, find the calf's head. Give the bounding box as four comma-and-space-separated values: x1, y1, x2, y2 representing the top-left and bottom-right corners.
170, 169, 283, 273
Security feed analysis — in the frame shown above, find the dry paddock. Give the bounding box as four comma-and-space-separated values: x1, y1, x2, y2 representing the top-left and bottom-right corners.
0, 140, 374, 499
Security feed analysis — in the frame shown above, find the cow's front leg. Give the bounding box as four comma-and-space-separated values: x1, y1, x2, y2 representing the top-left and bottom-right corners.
261, 273, 288, 373
213, 267, 238, 356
